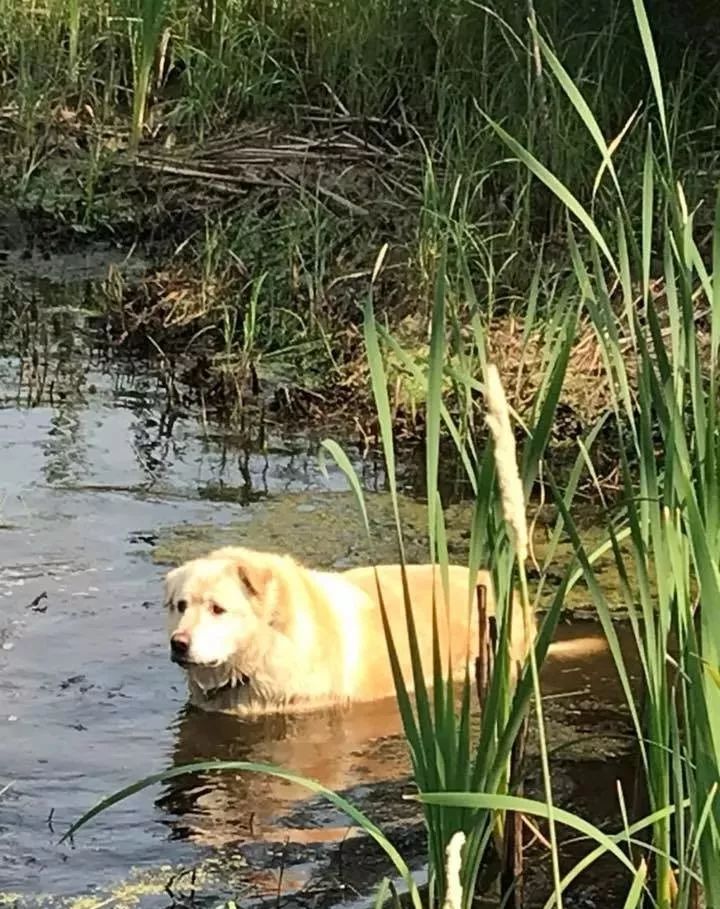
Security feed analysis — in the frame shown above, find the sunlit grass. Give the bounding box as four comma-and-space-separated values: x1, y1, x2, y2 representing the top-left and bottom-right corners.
1, 0, 718, 404
129, 0, 168, 148
488, 0, 720, 903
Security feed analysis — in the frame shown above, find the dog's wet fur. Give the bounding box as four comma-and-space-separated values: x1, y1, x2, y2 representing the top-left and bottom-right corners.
164, 546, 530, 714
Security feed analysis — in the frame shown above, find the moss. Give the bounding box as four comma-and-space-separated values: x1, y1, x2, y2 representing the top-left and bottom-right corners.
152, 490, 641, 615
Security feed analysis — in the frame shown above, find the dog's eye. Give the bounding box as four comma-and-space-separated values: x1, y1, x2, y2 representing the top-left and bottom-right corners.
176, 600, 187, 614
210, 603, 226, 616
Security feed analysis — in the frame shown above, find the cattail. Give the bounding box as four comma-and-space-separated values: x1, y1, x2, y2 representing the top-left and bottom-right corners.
484, 363, 528, 563
442, 831, 466, 909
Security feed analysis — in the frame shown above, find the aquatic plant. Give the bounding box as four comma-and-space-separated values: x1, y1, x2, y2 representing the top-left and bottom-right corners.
488, 0, 720, 902
321, 240, 573, 905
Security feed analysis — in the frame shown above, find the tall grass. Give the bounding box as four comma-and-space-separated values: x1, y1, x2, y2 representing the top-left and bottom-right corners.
1, 2, 716, 198
2, 0, 718, 393
330, 240, 658, 905
129, 0, 168, 148
67, 0, 80, 81
324, 247, 577, 906
486, 0, 720, 903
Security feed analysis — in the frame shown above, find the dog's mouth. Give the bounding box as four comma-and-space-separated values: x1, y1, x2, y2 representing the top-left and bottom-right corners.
170, 651, 251, 694
170, 652, 224, 669
171, 655, 205, 667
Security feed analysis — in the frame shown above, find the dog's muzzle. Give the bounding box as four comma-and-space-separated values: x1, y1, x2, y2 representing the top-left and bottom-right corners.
170, 634, 190, 664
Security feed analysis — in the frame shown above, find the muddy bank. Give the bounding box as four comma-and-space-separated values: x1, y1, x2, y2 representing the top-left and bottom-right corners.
1, 149, 627, 473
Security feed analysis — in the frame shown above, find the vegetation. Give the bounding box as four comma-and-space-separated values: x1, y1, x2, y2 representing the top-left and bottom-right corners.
22, 0, 720, 906
1, 0, 719, 428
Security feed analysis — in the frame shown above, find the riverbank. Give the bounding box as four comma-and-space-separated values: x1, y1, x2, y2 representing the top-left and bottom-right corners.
2, 1, 719, 462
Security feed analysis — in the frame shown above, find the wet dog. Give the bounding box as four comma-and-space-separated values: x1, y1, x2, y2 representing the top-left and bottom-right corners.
164, 546, 530, 714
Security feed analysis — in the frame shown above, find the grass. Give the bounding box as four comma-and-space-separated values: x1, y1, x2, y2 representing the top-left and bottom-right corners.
484, 1, 720, 902
1, 1, 719, 433
323, 252, 576, 905
17, 0, 720, 906
129, 0, 169, 149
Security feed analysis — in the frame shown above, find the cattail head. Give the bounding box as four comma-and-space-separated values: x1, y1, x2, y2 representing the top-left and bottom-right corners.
484, 363, 528, 563
442, 831, 466, 909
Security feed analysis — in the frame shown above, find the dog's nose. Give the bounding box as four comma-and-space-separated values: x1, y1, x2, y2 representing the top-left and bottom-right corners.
170, 633, 190, 660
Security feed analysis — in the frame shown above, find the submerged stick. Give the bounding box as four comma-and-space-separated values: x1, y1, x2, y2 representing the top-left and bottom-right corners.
474, 582, 493, 711
501, 712, 529, 909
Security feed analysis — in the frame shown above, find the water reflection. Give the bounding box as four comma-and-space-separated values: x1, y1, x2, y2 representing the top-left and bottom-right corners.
155, 623, 639, 854
0, 336, 384, 502
158, 699, 409, 847
43, 405, 86, 485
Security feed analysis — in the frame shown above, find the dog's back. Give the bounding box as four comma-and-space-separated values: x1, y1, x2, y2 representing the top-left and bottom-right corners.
339, 563, 530, 698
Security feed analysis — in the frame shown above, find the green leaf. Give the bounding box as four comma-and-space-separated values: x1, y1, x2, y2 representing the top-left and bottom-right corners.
481, 110, 618, 275
416, 791, 638, 876
630, 0, 670, 160
63, 760, 422, 909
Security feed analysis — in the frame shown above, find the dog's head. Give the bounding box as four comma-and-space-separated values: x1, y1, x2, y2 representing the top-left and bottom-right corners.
163, 547, 290, 674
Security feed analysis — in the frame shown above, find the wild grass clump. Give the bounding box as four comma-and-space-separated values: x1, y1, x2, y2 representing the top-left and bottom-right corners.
0, 1, 717, 272
2, 0, 719, 428
488, 0, 720, 902
129, 0, 169, 148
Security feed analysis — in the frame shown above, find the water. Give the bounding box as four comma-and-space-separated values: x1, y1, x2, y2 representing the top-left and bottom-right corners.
0, 347, 398, 904
0, 265, 639, 908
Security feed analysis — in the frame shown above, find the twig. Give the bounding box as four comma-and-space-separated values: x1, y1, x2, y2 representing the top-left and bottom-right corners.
475, 582, 492, 711
501, 713, 529, 909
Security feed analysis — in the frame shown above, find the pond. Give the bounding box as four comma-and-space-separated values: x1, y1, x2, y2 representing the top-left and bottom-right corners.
0, 254, 639, 909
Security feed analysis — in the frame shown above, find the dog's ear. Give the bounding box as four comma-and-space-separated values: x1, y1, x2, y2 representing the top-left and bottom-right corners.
215, 547, 291, 630
210, 547, 271, 598
236, 553, 292, 631
163, 566, 181, 603
236, 560, 272, 598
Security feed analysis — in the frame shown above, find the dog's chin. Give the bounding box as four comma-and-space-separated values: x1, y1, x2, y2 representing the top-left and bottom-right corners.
185, 661, 253, 695
170, 653, 223, 669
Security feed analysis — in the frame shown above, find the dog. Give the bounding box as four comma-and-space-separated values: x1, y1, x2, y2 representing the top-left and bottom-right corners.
164, 546, 531, 715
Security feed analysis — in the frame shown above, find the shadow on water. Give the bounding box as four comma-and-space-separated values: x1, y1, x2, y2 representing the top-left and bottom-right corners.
0, 252, 641, 908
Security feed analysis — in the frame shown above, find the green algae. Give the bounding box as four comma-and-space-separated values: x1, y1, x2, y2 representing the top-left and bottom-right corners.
152, 490, 637, 614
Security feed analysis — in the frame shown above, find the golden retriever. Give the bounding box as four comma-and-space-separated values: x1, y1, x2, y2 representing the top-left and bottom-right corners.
164, 546, 530, 714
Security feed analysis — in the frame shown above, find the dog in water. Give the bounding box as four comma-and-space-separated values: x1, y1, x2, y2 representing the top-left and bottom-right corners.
164, 546, 530, 714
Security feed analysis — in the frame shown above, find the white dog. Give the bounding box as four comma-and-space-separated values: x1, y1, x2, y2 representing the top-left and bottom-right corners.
164, 546, 530, 714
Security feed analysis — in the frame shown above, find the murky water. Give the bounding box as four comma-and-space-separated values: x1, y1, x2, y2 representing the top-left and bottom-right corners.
0, 264, 640, 909
0, 338, 389, 902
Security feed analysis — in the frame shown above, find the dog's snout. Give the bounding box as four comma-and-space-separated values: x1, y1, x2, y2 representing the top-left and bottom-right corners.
171, 632, 190, 660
